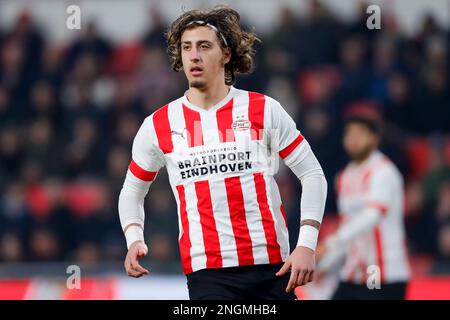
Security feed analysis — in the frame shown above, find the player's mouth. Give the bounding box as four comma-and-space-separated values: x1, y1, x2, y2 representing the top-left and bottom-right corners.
190, 66, 203, 76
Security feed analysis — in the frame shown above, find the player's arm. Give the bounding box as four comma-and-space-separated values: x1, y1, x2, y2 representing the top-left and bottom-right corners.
276, 142, 328, 291
118, 116, 164, 278
267, 99, 328, 291
119, 171, 152, 277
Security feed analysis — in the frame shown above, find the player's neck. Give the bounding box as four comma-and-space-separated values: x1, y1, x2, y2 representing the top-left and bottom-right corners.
186, 79, 230, 110
352, 148, 376, 166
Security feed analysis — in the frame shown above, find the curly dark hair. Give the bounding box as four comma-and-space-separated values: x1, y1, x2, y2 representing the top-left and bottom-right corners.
165, 6, 259, 85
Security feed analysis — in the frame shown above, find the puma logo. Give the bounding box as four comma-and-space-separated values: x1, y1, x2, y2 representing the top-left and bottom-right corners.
171, 128, 186, 139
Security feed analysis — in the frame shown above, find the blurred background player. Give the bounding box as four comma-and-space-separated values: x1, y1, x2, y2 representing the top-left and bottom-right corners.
317, 114, 411, 299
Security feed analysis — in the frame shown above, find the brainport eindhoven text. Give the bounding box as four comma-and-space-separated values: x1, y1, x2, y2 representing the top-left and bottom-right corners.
178, 151, 253, 179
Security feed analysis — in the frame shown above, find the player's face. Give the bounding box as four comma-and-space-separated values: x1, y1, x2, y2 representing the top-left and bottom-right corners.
180, 26, 230, 89
343, 123, 379, 162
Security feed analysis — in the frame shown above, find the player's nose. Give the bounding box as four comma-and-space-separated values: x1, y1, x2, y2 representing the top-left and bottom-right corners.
189, 47, 201, 61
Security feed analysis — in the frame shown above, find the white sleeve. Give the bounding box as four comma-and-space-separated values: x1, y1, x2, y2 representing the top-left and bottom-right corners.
289, 143, 328, 224
130, 115, 166, 173
267, 98, 310, 167
326, 167, 392, 250
118, 115, 165, 249
118, 172, 152, 249
289, 145, 328, 249
266, 98, 327, 250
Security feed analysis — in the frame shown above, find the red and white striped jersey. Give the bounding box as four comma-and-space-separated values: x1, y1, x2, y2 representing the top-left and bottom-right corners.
129, 86, 309, 274
336, 150, 411, 284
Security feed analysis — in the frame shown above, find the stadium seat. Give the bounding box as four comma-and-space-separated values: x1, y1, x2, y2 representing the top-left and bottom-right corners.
106, 42, 143, 75
405, 138, 432, 180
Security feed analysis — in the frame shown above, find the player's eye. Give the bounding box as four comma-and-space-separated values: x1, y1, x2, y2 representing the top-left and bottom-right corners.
200, 44, 210, 49
182, 45, 191, 51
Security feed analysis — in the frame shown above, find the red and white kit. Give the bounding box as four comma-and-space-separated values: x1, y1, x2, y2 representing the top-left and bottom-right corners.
119, 86, 327, 274
327, 150, 411, 284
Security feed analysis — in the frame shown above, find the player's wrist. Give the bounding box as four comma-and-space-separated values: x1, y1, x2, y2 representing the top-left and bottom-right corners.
296, 225, 319, 251
124, 225, 145, 249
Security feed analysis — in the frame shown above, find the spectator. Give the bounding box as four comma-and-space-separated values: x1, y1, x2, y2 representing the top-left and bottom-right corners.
64, 21, 112, 73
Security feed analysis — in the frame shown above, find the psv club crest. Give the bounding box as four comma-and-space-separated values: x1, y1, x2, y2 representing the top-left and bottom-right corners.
232, 115, 251, 131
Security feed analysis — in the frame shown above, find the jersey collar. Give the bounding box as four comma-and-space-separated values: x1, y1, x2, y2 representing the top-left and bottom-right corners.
182, 86, 237, 114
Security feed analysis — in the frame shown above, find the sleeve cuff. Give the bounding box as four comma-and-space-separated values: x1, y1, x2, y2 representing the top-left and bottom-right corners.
297, 225, 319, 251
124, 225, 145, 249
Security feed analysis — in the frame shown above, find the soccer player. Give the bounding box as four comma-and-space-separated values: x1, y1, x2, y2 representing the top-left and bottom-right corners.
317, 115, 411, 299
118, 6, 327, 300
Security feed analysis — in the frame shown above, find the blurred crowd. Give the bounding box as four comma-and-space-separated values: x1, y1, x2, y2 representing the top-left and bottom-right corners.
0, 1, 449, 274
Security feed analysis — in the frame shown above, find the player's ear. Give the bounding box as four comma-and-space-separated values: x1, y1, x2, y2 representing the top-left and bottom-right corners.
221, 47, 231, 65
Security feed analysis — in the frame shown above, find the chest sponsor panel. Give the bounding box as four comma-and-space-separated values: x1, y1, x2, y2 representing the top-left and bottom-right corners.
165, 139, 274, 184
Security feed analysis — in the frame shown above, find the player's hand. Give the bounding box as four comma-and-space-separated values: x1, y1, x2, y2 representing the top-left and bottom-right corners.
275, 246, 315, 293
124, 241, 150, 278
